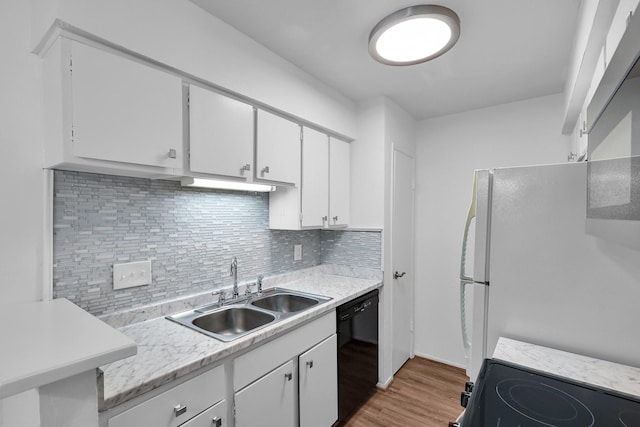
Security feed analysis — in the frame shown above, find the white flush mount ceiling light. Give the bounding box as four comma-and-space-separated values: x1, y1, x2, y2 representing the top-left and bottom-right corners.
369, 5, 460, 66
181, 177, 275, 192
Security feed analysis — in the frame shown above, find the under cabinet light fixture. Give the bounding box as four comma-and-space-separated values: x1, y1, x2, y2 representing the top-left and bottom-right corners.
369, 5, 460, 66
180, 177, 276, 192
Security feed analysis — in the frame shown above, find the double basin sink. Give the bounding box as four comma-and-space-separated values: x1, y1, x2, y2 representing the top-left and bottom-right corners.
167, 288, 331, 342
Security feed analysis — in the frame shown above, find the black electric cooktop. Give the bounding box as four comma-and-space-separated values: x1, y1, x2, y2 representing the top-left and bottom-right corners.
463, 359, 640, 427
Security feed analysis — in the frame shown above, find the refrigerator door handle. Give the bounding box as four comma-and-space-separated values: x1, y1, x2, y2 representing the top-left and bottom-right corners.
460, 173, 477, 283
459, 173, 478, 352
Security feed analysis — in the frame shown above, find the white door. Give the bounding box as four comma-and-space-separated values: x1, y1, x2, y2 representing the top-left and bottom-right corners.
391, 148, 414, 374
234, 360, 296, 427
299, 335, 338, 427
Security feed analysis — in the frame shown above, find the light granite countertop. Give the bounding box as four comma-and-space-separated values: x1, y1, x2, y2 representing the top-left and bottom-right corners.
493, 337, 640, 398
98, 268, 382, 411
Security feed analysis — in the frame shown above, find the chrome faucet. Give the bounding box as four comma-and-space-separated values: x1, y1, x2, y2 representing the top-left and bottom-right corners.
230, 256, 239, 298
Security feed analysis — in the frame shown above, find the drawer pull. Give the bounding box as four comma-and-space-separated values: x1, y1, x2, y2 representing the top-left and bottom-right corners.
284, 372, 293, 381
212, 416, 222, 427
174, 404, 187, 417
306, 360, 314, 368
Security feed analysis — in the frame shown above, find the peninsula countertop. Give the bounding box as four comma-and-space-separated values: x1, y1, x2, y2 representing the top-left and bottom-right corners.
0, 298, 136, 400
99, 271, 382, 411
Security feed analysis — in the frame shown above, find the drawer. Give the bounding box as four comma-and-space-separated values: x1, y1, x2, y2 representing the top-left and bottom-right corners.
180, 399, 227, 427
108, 365, 225, 427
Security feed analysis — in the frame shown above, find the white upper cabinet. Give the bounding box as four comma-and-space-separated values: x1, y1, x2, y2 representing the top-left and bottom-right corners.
329, 138, 350, 227
301, 128, 329, 228
188, 85, 254, 179
42, 38, 183, 177
70, 41, 183, 168
255, 109, 301, 185
269, 128, 350, 230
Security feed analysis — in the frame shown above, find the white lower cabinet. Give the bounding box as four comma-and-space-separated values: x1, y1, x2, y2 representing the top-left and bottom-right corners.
181, 399, 227, 427
105, 312, 337, 427
232, 311, 337, 427
107, 365, 225, 427
234, 360, 297, 427
299, 335, 338, 427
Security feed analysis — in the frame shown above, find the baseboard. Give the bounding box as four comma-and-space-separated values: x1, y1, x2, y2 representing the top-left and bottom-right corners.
413, 351, 467, 370
376, 375, 393, 390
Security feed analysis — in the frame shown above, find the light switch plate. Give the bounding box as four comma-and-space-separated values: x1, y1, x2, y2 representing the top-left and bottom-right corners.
113, 260, 152, 290
294, 244, 302, 261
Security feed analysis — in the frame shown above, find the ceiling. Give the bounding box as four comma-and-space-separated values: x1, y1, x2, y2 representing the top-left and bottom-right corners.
191, 0, 581, 120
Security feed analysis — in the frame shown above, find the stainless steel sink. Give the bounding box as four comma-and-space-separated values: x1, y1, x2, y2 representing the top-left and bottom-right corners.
166, 287, 331, 342
192, 307, 275, 337
167, 305, 276, 342
251, 292, 320, 313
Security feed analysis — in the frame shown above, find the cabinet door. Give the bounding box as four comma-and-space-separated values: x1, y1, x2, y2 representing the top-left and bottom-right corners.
256, 110, 301, 185
329, 138, 350, 227
70, 41, 183, 168
299, 335, 338, 427
189, 85, 254, 179
234, 360, 296, 427
301, 128, 329, 228
180, 399, 227, 427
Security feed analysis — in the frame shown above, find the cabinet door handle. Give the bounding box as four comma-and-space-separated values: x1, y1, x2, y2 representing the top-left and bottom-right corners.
212, 416, 222, 427
306, 360, 314, 368
174, 404, 187, 417
284, 372, 293, 381
241, 163, 251, 172
394, 271, 406, 279
167, 149, 177, 159
322, 216, 328, 223
333, 216, 338, 222
261, 166, 270, 175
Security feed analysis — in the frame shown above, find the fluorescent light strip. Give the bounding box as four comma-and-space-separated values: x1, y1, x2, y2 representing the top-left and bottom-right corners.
180, 177, 275, 192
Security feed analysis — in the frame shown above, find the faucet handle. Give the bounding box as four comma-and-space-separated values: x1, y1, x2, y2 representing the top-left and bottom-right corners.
256, 275, 264, 295
245, 283, 256, 296
212, 289, 226, 306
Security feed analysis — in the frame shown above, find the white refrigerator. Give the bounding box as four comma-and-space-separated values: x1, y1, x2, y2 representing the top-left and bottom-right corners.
460, 161, 640, 381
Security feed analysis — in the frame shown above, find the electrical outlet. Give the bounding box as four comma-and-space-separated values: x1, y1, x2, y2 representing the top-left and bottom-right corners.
294, 244, 302, 261
113, 260, 152, 290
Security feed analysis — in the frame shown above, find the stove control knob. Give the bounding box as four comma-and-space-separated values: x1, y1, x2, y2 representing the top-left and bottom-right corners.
460, 391, 471, 408
465, 381, 474, 393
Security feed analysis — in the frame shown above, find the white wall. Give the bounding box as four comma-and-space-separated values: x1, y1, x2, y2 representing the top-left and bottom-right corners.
351, 99, 386, 229
413, 94, 571, 367
0, 0, 46, 425
31, 0, 357, 139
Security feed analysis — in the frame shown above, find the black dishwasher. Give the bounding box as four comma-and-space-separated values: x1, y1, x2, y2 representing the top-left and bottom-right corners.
336, 289, 379, 424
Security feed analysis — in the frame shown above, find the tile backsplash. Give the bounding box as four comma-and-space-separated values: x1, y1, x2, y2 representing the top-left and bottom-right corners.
53, 171, 381, 316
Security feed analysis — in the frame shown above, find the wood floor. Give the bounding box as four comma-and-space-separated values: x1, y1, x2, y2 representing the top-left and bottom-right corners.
341, 357, 469, 427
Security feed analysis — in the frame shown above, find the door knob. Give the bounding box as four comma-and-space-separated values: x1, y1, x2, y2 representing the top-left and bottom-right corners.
394, 271, 406, 279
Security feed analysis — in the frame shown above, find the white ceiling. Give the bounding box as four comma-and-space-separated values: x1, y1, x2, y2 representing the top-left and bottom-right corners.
191, 0, 581, 120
